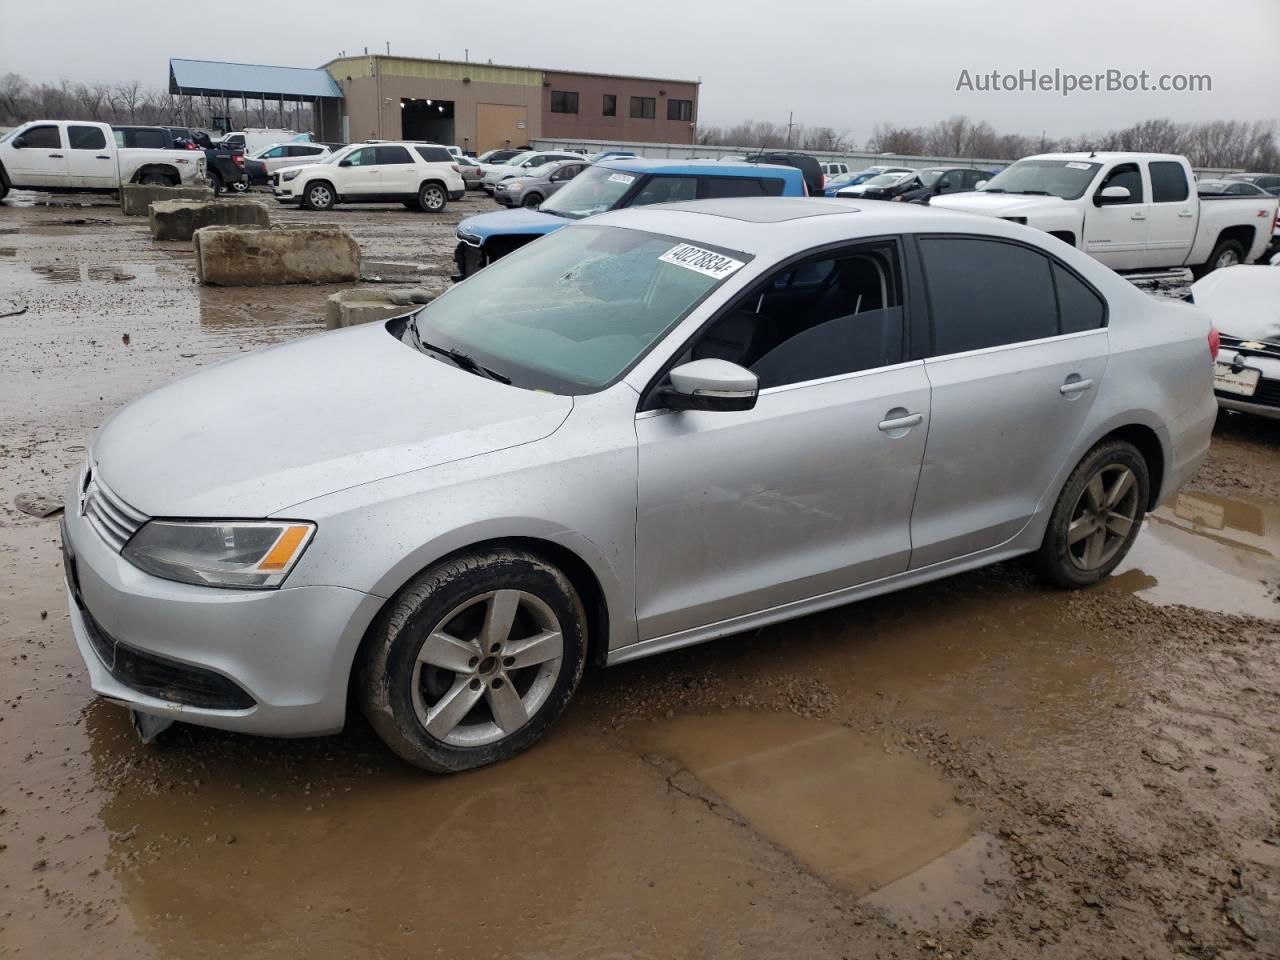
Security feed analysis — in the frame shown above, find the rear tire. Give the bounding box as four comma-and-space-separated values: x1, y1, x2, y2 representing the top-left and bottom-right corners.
1030, 440, 1149, 589
138, 171, 176, 187
303, 180, 335, 211
358, 548, 588, 773
417, 182, 447, 213
208, 170, 224, 195
1192, 238, 1245, 278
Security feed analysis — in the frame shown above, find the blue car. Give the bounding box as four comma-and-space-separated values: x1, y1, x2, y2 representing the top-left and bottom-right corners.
454, 157, 805, 278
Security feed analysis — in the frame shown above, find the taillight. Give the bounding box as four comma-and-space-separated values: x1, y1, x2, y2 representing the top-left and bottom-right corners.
186, 142, 198, 150
1208, 327, 1220, 360
232, 154, 244, 167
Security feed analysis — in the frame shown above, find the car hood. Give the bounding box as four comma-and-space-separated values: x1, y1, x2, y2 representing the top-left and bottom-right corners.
93, 321, 573, 518
482, 164, 524, 181
930, 192, 1071, 217
457, 207, 569, 242
1191, 265, 1280, 341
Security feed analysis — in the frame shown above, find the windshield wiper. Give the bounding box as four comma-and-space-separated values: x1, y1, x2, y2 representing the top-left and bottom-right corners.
981, 187, 1006, 193
409, 318, 511, 384
1012, 189, 1052, 196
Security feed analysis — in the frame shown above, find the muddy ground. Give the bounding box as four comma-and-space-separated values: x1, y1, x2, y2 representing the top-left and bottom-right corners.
1, 192, 1278, 960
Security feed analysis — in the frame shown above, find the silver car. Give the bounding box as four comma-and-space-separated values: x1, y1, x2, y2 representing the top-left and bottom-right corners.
62, 198, 1216, 772
492, 159, 587, 208
455, 155, 485, 190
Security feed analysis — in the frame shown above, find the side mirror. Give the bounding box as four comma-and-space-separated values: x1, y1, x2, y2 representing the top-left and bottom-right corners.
12, 136, 26, 149
974, 180, 988, 190
658, 359, 759, 412
1096, 185, 1131, 205
338, 159, 353, 167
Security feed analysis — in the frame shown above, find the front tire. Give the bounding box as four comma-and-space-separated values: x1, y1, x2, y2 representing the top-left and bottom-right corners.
358, 548, 588, 773
1031, 440, 1149, 588
522, 192, 543, 208
417, 182, 447, 213
303, 181, 336, 211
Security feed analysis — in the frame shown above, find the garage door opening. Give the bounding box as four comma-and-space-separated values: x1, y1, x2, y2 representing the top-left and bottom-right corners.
402, 98, 455, 144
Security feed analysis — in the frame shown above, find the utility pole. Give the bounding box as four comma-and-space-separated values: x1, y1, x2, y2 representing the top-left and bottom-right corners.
786, 111, 795, 149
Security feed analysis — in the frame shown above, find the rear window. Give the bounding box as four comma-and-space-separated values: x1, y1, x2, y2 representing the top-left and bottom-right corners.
414, 145, 453, 163
699, 177, 784, 199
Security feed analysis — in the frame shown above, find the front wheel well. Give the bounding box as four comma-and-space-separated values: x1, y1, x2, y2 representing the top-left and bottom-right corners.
1102, 424, 1165, 510
1048, 230, 1077, 248
349, 536, 611, 704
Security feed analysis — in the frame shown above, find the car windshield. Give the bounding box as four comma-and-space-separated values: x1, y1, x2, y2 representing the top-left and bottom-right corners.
538, 165, 638, 220
863, 172, 909, 187
917, 169, 946, 186
980, 159, 1101, 199
321, 145, 359, 165
502, 151, 535, 168
405, 225, 747, 393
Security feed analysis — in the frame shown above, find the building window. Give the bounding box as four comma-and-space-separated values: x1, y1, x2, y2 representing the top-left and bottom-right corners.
667, 99, 693, 122
602, 94, 617, 117
550, 90, 579, 114
630, 96, 656, 119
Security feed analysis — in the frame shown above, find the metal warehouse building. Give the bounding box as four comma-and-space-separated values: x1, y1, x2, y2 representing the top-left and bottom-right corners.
170, 55, 700, 152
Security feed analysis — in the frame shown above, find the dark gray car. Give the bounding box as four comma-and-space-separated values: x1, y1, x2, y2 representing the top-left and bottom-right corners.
493, 159, 588, 208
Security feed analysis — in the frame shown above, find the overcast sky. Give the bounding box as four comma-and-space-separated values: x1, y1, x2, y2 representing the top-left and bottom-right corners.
3, 0, 1276, 141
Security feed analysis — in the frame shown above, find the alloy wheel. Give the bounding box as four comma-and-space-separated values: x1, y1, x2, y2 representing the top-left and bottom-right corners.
309, 185, 332, 208
411, 589, 564, 747
422, 186, 445, 211
1066, 464, 1140, 570
1217, 248, 1241, 269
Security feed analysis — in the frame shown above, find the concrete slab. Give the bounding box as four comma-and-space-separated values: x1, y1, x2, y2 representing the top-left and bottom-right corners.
120, 184, 214, 216
325, 287, 434, 329
193, 225, 361, 286
148, 199, 271, 242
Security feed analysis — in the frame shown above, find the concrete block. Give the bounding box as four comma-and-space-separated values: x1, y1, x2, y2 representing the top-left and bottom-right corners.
148, 199, 271, 242
120, 183, 214, 216
193, 225, 361, 286
325, 287, 434, 329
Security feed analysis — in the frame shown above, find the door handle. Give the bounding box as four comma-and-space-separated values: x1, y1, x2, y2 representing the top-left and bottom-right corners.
878, 412, 923, 432
1060, 378, 1094, 396
96, 154, 110, 159
1177, 211, 1194, 218
49, 153, 64, 158
1129, 212, 1146, 221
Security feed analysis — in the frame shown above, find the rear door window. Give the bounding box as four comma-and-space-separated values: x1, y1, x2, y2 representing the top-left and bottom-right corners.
919, 237, 1060, 355
68, 125, 106, 150
1149, 161, 1189, 203
376, 145, 414, 164
698, 177, 779, 199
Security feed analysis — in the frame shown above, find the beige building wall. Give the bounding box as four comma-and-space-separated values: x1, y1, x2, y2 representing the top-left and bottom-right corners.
540, 71, 699, 145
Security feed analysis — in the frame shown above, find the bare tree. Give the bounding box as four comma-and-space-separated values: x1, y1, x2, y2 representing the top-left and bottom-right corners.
110, 80, 144, 123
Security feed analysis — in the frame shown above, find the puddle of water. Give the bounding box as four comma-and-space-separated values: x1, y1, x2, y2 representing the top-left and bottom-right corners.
1115, 490, 1280, 618
642, 711, 976, 896
863, 832, 1008, 929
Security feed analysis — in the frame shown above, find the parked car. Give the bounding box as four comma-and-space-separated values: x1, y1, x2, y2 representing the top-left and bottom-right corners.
455, 157, 804, 277
492, 158, 587, 208
932, 152, 1280, 276
821, 161, 850, 177
477, 148, 522, 165
835, 170, 916, 198
61, 198, 1216, 772
481, 150, 586, 193
0, 120, 206, 199
1223, 172, 1280, 197
1196, 178, 1271, 197
1190, 265, 1280, 418
743, 150, 824, 195
455, 155, 484, 190
272, 142, 465, 212
244, 142, 332, 186
203, 144, 248, 195
587, 150, 637, 163
860, 167, 992, 203
219, 128, 300, 154
822, 166, 913, 198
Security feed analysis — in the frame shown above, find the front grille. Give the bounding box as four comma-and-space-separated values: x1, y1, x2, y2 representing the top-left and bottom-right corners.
1251, 378, 1280, 408
81, 468, 149, 553
81, 604, 254, 711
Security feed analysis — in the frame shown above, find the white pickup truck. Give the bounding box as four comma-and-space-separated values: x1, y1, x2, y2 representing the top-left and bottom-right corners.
0, 120, 206, 201
932, 152, 1279, 277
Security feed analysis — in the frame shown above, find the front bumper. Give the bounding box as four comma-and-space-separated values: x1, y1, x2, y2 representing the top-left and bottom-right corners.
62, 484, 383, 737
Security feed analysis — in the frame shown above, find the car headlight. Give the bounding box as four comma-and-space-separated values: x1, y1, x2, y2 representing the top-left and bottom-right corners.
282, 169, 300, 182
122, 520, 315, 589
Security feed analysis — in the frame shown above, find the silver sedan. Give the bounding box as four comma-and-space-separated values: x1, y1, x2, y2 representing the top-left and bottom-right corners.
492, 159, 588, 208
63, 198, 1216, 772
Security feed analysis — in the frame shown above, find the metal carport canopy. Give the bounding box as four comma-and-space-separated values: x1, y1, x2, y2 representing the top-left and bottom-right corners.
168, 59, 343, 101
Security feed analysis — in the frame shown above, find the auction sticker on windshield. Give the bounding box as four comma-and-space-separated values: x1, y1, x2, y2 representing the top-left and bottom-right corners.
1065, 162, 1093, 170
659, 244, 745, 280
607, 173, 635, 184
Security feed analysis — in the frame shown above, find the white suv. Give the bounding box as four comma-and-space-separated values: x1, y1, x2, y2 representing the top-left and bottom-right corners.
273, 142, 465, 212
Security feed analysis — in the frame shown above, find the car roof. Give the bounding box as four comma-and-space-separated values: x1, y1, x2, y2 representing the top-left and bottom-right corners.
585, 196, 1047, 259
1022, 151, 1187, 163
598, 157, 803, 181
